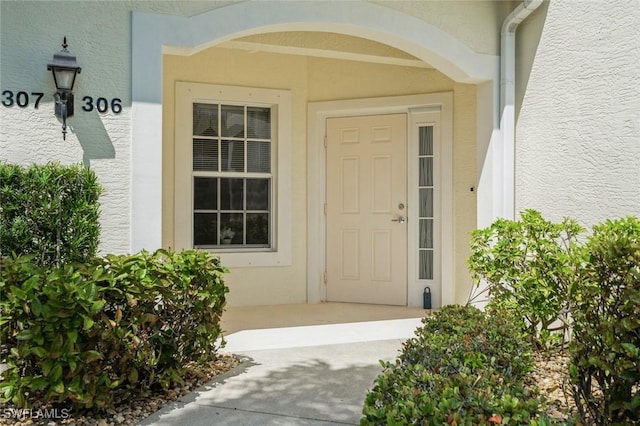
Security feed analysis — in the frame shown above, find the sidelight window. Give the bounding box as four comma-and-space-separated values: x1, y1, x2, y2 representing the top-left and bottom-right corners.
418, 125, 435, 279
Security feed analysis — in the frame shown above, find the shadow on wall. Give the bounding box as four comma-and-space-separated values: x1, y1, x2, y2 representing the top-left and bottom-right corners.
68, 110, 116, 167
515, 0, 549, 122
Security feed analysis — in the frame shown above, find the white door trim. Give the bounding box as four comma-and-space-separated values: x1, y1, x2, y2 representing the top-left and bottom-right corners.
307, 93, 453, 307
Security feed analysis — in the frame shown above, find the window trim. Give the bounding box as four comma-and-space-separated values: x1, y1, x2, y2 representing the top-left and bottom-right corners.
175, 82, 292, 267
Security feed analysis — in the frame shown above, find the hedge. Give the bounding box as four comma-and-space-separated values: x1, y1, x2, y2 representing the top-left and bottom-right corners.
361, 305, 548, 425
0, 249, 229, 409
569, 217, 640, 425
0, 162, 102, 267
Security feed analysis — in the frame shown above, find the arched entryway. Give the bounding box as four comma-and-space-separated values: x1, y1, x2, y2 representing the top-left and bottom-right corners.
132, 0, 499, 307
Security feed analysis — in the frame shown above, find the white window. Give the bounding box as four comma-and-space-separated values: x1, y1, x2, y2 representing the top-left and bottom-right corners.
175, 83, 292, 267
192, 104, 272, 248
417, 125, 435, 280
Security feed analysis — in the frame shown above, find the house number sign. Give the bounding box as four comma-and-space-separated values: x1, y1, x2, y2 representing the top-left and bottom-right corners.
1, 90, 123, 114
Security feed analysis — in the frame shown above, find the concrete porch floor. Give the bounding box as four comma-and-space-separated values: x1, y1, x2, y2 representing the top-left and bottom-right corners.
220, 302, 430, 353
221, 302, 429, 334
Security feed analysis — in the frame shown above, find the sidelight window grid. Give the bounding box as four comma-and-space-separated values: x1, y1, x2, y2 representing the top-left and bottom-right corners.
192, 102, 272, 249
418, 125, 434, 280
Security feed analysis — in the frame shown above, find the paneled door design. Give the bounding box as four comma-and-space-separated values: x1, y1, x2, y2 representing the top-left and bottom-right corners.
326, 114, 407, 305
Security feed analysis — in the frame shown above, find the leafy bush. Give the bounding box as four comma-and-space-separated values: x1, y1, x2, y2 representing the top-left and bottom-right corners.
569, 217, 640, 425
361, 305, 548, 425
467, 209, 584, 348
0, 249, 228, 409
468, 211, 640, 424
0, 162, 102, 267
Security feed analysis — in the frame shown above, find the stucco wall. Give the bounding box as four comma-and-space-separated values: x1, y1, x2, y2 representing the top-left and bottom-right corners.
163, 47, 477, 306
516, 0, 640, 228
0, 1, 132, 254
373, 0, 516, 56
0, 0, 222, 254
4, 0, 636, 307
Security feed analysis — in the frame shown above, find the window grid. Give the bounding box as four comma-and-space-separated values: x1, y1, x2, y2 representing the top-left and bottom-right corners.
192, 103, 272, 249
418, 125, 434, 280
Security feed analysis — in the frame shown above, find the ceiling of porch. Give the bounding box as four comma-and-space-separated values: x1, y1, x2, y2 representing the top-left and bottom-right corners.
218, 31, 433, 69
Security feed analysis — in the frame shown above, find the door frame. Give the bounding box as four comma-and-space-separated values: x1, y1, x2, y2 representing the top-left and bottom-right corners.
307, 93, 453, 307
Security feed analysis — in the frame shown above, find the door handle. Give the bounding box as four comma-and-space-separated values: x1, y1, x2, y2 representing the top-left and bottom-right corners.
391, 216, 406, 223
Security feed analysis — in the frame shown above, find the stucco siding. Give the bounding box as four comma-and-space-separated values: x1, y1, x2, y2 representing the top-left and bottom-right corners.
3, 0, 636, 308
373, 0, 516, 56
0, 1, 235, 254
516, 0, 640, 228
0, 1, 137, 254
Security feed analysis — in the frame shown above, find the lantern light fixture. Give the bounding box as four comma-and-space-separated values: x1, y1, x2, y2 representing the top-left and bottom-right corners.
47, 37, 81, 140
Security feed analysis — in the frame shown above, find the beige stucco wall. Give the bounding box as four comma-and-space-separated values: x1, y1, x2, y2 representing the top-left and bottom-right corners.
515, 0, 640, 228
163, 45, 476, 306
163, 48, 309, 306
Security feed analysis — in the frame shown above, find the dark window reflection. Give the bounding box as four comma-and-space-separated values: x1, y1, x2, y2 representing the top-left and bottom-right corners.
192, 102, 273, 249
247, 141, 270, 173
247, 107, 270, 139
246, 213, 269, 245
194, 213, 217, 245
193, 139, 218, 171
193, 104, 218, 136
220, 178, 244, 210
194, 177, 217, 210
246, 179, 270, 210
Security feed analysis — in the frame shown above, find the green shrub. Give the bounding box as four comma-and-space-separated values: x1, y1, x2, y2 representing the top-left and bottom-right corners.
569, 216, 640, 425
0, 162, 102, 267
467, 209, 584, 349
0, 249, 228, 409
361, 305, 547, 425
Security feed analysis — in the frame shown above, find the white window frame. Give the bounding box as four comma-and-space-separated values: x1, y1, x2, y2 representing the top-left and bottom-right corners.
175, 82, 292, 267
408, 111, 442, 306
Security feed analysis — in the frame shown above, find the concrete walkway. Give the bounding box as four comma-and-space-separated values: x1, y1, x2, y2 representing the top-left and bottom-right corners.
140, 303, 427, 425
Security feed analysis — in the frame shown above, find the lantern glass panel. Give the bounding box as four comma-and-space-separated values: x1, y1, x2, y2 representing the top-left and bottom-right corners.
54, 68, 77, 90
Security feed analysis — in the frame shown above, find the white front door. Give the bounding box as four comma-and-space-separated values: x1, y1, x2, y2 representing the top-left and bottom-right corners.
326, 114, 408, 305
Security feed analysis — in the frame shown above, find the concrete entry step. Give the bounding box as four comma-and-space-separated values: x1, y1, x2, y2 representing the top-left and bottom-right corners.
221, 302, 428, 334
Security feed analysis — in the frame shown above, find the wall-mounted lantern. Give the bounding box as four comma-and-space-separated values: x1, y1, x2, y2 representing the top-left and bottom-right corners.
47, 37, 81, 140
